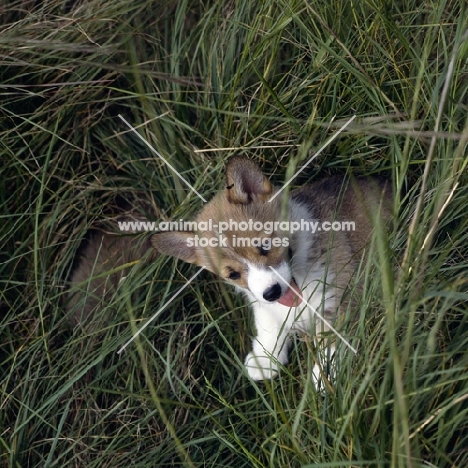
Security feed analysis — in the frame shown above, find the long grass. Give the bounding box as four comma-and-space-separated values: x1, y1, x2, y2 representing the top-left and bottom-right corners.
1, 0, 467, 466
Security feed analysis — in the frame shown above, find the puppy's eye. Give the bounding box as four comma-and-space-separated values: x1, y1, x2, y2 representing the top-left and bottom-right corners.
258, 245, 269, 256
228, 271, 241, 280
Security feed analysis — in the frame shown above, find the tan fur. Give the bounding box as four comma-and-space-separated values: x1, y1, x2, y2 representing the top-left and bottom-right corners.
68, 155, 391, 380
152, 158, 391, 304
291, 176, 391, 318
67, 233, 151, 329
152, 156, 392, 379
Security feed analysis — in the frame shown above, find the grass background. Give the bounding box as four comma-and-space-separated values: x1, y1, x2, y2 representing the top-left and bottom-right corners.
1, 0, 468, 466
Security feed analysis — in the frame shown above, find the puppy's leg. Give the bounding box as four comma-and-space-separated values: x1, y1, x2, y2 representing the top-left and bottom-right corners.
244, 305, 291, 380
312, 342, 336, 388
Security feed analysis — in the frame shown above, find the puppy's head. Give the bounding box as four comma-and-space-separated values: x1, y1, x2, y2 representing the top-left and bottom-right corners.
152, 156, 302, 307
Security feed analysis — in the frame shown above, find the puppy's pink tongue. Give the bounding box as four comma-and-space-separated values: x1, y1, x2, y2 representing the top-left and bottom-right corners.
278, 280, 303, 307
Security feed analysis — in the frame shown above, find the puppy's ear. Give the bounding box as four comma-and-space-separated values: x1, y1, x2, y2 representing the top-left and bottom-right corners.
225, 156, 272, 204
152, 232, 198, 264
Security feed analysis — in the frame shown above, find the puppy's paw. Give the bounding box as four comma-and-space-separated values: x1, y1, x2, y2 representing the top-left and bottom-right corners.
244, 352, 279, 380
312, 362, 322, 387
311, 360, 335, 392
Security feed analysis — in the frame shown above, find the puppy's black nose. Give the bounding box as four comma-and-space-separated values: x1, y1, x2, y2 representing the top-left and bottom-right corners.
263, 283, 282, 302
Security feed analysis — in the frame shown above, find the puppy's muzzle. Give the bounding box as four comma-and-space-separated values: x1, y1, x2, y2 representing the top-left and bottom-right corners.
263, 283, 282, 302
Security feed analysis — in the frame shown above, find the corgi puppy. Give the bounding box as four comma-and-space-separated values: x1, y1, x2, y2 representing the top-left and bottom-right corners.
152, 156, 391, 380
